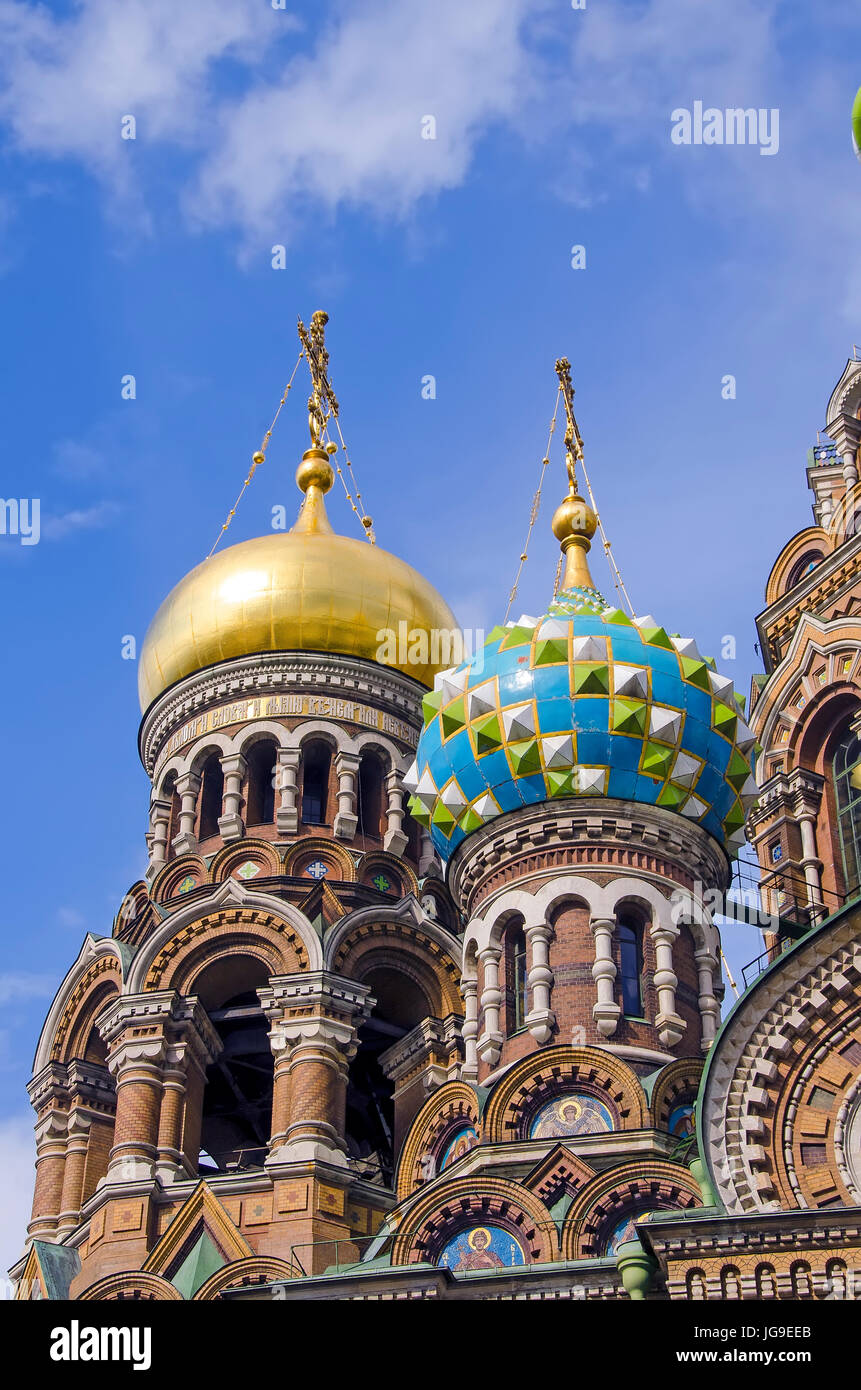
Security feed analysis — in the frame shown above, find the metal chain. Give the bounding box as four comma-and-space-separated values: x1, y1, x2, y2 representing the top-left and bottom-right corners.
504, 386, 562, 622
205, 350, 304, 559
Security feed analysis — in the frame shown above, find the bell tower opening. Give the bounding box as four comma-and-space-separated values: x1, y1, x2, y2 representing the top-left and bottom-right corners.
346, 967, 431, 1187
195, 957, 274, 1174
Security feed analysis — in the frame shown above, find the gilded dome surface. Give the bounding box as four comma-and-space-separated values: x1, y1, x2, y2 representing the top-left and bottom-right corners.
138, 450, 457, 709
404, 585, 758, 863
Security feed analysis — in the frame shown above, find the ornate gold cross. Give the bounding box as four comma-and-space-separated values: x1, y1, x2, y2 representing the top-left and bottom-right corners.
298, 310, 340, 447
555, 356, 584, 493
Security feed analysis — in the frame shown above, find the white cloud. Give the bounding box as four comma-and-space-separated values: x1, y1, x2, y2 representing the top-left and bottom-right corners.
190, 0, 539, 237
0, 0, 540, 239
42, 502, 120, 540
0, 1116, 34, 1284
0, 973, 56, 1004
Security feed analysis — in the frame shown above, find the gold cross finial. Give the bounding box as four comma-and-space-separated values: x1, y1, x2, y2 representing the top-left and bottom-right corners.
298, 310, 340, 447
555, 356, 584, 493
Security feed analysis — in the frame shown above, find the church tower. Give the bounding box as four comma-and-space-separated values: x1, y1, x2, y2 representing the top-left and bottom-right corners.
16, 315, 466, 1298
747, 354, 861, 931
15, 336, 761, 1300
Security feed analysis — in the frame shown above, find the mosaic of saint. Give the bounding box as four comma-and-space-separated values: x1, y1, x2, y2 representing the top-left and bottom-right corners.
439, 1126, 479, 1171
667, 1102, 695, 1137
438, 1225, 526, 1271
529, 1093, 614, 1140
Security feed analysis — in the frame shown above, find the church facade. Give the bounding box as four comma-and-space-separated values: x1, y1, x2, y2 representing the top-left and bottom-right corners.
11, 331, 861, 1301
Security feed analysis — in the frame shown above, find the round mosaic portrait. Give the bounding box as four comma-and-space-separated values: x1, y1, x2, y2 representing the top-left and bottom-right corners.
529, 1093, 614, 1140
438, 1225, 526, 1272
439, 1126, 478, 1171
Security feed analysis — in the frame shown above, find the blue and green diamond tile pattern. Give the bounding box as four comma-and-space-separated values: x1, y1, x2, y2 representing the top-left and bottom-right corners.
403, 588, 757, 863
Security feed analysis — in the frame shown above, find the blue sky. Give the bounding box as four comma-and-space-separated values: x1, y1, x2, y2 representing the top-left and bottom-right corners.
1, 0, 859, 1271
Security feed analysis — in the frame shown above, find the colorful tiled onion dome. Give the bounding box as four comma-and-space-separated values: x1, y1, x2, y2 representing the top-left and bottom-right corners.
403, 462, 757, 864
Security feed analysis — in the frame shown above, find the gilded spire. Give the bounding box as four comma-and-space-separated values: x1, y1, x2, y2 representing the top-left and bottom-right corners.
552, 357, 598, 591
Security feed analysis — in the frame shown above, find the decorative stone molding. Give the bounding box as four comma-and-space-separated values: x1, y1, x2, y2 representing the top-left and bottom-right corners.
171, 771, 200, 857
477, 946, 503, 1067
379, 1015, 462, 1096
651, 922, 685, 1048
140, 650, 425, 779
218, 752, 247, 842
333, 750, 360, 840
275, 747, 301, 835
259, 971, 373, 1167
700, 908, 861, 1214
383, 769, 409, 857
524, 923, 555, 1044
448, 799, 729, 919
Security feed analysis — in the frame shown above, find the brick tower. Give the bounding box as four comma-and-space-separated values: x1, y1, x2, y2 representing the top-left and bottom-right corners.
747, 354, 861, 929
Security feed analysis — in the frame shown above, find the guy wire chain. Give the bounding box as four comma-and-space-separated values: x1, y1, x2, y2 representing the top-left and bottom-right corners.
324, 408, 376, 544
504, 385, 562, 623
206, 350, 304, 559
575, 449, 636, 616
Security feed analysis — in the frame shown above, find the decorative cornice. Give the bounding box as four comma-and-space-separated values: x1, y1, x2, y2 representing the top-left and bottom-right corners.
139, 650, 426, 776
447, 798, 729, 916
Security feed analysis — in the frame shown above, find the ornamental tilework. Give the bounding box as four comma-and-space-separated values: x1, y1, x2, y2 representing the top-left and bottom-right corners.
404, 589, 757, 861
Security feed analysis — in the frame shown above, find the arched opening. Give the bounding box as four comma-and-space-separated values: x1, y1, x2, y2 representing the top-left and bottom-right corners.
502, 919, 528, 1035
686, 1268, 707, 1300
245, 741, 277, 826
755, 1263, 777, 1299
356, 751, 385, 839
833, 724, 861, 897
786, 551, 823, 590
617, 913, 644, 1017
162, 772, 182, 857
791, 1261, 813, 1299
301, 741, 331, 827
198, 754, 224, 841
720, 1265, 742, 1300
346, 966, 432, 1188
196, 956, 273, 1175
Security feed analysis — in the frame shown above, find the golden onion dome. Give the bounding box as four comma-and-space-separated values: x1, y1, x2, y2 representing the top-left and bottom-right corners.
138, 447, 457, 710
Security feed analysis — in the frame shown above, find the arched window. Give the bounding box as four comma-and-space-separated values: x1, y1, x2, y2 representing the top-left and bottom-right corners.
617, 915, 643, 1017
755, 1264, 777, 1299
301, 741, 331, 826
833, 726, 861, 896
787, 551, 823, 590
162, 772, 182, 855
357, 752, 385, 839
503, 920, 528, 1034
791, 1261, 813, 1299
686, 1268, 707, 1300
245, 741, 277, 826
198, 754, 224, 841
720, 1265, 742, 1299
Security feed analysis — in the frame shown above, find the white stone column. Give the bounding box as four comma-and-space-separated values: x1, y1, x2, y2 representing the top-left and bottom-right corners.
477, 946, 503, 1067
694, 946, 720, 1052
383, 770, 409, 857
218, 753, 246, 842
591, 916, 621, 1038
798, 813, 824, 920
275, 747, 301, 836
843, 449, 859, 492
651, 922, 685, 1047
172, 772, 200, 856
333, 751, 360, 840
460, 974, 479, 1082
146, 797, 171, 882
525, 923, 555, 1044
418, 829, 437, 878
